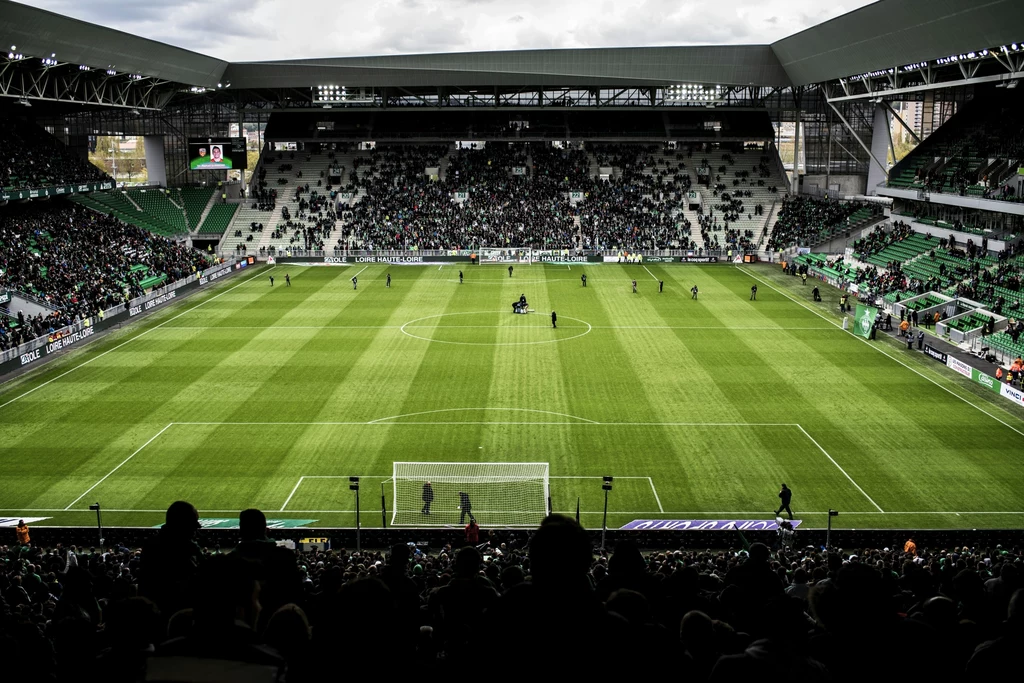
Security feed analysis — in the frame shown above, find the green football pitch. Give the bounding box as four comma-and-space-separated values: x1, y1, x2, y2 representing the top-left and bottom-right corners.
2, 262, 1023, 530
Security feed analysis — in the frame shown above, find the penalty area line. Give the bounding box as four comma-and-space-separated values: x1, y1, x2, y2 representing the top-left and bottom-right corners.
280, 476, 305, 512
64, 423, 174, 510
796, 424, 883, 512
642, 265, 660, 282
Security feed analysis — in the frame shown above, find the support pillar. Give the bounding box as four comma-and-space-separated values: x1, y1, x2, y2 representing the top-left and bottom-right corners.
791, 117, 801, 195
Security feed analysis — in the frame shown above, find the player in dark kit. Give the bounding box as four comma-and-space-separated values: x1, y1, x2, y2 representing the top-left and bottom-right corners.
775, 483, 793, 519
508, 265, 514, 278
581, 273, 587, 287
812, 286, 821, 302
351, 276, 357, 290
421, 481, 434, 515
285, 273, 291, 287
691, 285, 698, 299
750, 284, 757, 300
459, 270, 464, 284
632, 279, 637, 293
386, 273, 391, 288
551, 310, 557, 328
269, 275, 274, 286
458, 491, 476, 524
659, 280, 664, 293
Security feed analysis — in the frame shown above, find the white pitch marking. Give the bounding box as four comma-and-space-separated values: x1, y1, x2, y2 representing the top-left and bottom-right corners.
171, 420, 796, 426
367, 407, 600, 424
64, 423, 174, 510
280, 476, 305, 511
796, 424, 884, 512
642, 265, 660, 282
0, 266, 275, 411
739, 265, 1024, 439
648, 477, 664, 513
12, 509, 1024, 515
154, 324, 834, 331
353, 265, 369, 278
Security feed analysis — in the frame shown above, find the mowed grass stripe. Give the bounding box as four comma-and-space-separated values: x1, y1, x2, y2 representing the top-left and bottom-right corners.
4, 263, 1024, 529
156, 266, 429, 512
49, 268, 342, 510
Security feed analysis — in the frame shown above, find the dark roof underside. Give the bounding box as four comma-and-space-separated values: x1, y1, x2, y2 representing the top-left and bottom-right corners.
0, 0, 227, 88
223, 46, 790, 90
772, 0, 1024, 86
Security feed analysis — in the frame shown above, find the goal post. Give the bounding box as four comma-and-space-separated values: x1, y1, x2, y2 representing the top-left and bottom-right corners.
392, 462, 550, 527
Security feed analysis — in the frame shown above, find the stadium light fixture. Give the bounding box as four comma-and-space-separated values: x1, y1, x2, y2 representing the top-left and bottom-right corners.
17, 98, 30, 107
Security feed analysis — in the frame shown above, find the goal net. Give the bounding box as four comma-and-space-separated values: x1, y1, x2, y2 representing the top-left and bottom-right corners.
392, 462, 550, 527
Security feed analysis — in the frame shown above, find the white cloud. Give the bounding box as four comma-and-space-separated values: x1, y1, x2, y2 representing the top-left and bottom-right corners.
24, 0, 878, 61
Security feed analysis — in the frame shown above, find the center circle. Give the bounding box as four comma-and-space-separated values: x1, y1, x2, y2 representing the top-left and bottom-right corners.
399, 310, 592, 346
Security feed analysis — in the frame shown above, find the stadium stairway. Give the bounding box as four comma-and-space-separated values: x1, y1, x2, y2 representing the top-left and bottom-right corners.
197, 203, 239, 236
178, 187, 216, 232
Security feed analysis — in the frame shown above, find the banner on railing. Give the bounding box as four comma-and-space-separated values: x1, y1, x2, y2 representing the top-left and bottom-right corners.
0, 260, 248, 376
0, 180, 114, 202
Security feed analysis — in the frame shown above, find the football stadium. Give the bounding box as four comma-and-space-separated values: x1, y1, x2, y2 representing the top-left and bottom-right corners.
2, 0, 1024, 676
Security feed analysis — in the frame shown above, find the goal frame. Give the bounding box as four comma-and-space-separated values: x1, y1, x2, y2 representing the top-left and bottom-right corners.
391, 461, 550, 528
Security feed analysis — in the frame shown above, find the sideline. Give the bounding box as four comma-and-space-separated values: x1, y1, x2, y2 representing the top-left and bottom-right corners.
738, 265, 1024, 438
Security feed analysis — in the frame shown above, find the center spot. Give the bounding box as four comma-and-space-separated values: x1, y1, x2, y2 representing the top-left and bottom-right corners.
399, 311, 592, 346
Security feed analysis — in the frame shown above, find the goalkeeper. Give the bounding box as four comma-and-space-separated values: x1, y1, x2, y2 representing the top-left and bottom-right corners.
458, 491, 476, 524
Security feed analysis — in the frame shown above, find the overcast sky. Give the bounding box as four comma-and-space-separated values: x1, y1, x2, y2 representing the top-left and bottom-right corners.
25, 0, 878, 61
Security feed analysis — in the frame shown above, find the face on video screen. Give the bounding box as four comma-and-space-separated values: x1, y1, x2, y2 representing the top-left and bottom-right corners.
211, 146, 223, 162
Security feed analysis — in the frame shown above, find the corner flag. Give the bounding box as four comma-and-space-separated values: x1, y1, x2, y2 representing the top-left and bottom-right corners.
853, 304, 878, 339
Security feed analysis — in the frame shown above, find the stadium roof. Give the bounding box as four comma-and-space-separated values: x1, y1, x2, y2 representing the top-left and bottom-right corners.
1, 0, 1022, 92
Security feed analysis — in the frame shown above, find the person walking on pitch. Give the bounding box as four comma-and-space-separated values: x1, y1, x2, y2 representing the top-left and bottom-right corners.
508, 265, 514, 278
421, 481, 434, 515
775, 483, 794, 519
386, 273, 391, 288
812, 286, 821, 302
691, 285, 699, 300
351, 276, 358, 290
581, 273, 587, 287
269, 275, 274, 286
285, 273, 291, 287
659, 280, 664, 293
458, 491, 476, 524
632, 279, 638, 294
459, 270, 464, 284
551, 310, 557, 328
750, 284, 757, 300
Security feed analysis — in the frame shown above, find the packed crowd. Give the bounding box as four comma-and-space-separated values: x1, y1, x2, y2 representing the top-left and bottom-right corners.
2, 505, 1022, 680
767, 197, 864, 251
0, 203, 208, 352
324, 142, 778, 253
1, 117, 109, 190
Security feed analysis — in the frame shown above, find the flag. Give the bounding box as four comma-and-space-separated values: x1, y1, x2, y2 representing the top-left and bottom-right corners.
854, 304, 878, 339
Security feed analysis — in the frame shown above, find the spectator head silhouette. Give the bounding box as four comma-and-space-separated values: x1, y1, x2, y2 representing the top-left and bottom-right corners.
609, 541, 646, 579
528, 514, 592, 585
164, 501, 200, 535
454, 546, 481, 579
238, 508, 267, 541
748, 542, 770, 563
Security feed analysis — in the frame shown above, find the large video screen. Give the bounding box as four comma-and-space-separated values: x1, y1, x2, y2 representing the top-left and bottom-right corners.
188, 137, 247, 170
